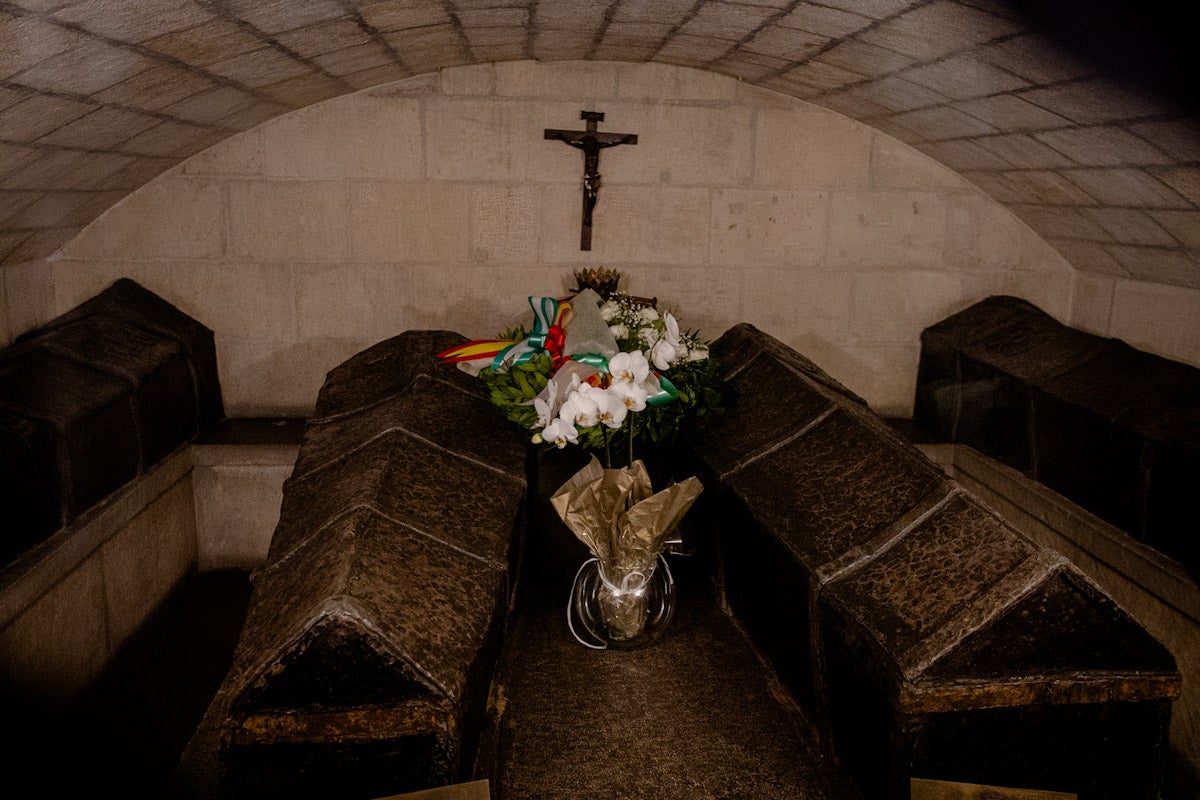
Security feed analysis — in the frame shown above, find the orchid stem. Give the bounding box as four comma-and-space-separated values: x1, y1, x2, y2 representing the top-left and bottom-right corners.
602, 424, 611, 469
628, 419, 634, 469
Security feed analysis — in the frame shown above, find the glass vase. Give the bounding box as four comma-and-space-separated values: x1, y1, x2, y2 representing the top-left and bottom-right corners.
567, 554, 676, 650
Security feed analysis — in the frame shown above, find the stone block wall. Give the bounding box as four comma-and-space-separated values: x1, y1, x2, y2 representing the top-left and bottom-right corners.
6, 60, 1087, 418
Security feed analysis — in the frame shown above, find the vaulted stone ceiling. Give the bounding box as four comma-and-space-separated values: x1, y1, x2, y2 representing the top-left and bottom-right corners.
2, 1, 1197, 287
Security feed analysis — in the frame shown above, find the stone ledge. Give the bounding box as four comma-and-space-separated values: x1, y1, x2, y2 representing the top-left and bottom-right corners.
194, 416, 305, 447
925, 443, 1200, 625
0, 425, 301, 703
0, 444, 194, 630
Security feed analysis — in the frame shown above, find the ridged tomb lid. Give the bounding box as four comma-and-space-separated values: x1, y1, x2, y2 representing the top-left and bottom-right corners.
294, 372, 526, 484
27, 278, 223, 426
917, 567, 1181, 709
726, 408, 947, 572
270, 429, 523, 571
1036, 340, 1200, 445
692, 348, 835, 477
313, 330, 481, 419
709, 322, 869, 405
821, 492, 1181, 713
227, 507, 507, 714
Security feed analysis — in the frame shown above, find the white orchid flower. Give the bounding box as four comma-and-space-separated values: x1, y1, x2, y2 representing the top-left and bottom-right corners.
594, 388, 629, 429
610, 379, 648, 412
542, 417, 578, 448
649, 313, 683, 370
609, 323, 628, 339
532, 377, 559, 428
650, 339, 677, 371
663, 312, 680, 344
560, 387, 600, 428
608, 350, 650, 385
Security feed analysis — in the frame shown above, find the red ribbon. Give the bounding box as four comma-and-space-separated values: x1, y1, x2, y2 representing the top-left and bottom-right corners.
546, 323, 567, 366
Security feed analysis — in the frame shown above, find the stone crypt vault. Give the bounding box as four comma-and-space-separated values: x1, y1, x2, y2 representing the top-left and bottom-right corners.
2, 0, 1200, 795
3, 0, 1199, 417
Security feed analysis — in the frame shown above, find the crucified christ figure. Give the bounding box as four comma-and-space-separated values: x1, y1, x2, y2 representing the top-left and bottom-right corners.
545, 111, 638, 251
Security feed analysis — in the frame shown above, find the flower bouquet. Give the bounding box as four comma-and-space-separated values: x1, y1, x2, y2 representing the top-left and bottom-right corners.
437, 269, 721, 647
552, 455, 701, 646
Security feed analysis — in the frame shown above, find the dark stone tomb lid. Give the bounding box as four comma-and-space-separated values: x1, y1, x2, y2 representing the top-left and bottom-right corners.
918, 566, 1181, 710
21, 278, 223, 427
269, 428, 523, 570
822, 493, 1181, 713
711, 322, 869, 406
1036, 339, 1200, 446
726, 407, 948, 572
0, 350, 132, 423
227, 507, 507, 715
920, 295, 1112, 385
313, 330, 482, 419
692, 348, 835, 477
34, 314, 183, 382
294, 372, 526, 485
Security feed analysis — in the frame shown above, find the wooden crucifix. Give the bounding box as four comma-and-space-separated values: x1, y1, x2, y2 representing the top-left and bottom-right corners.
544, 110, 637, 251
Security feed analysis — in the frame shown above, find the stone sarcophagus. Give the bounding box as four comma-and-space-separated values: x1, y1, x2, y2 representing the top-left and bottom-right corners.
913, 295, 1200, 576
215, 331, 527, 799
0, 278, 222, 566
689, 323, 1181, 800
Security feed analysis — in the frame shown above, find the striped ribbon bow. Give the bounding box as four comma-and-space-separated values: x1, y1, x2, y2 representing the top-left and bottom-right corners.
436, 296, 571, 372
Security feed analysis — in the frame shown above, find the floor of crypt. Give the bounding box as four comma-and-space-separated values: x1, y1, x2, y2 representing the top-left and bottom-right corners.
472, 446, 861, 800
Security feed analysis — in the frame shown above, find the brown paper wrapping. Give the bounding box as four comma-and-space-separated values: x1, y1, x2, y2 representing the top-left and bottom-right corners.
551, 456, 703, 640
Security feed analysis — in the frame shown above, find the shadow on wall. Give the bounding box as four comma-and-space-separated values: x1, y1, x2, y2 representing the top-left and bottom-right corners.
404, 295, 516, 342
218, 337, 373, 417
789, 332, 917, 419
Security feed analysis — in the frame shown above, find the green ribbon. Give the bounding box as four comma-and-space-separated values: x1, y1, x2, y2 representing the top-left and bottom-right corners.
647, 374, 678, 406
492, 296, 561, 370
568, 353, 609, 370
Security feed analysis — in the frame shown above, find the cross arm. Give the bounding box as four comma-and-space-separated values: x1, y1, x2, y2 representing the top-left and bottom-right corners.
544, 130, 638, 147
